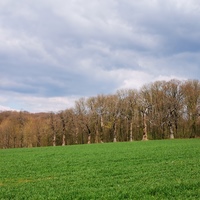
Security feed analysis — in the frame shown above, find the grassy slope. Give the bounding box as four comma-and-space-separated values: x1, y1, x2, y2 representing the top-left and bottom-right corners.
0, 139, 200, 200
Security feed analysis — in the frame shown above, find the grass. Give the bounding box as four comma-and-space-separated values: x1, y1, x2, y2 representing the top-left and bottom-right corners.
0, 139, 200, 199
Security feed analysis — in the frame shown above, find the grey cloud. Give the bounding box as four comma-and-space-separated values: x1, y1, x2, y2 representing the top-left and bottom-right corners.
0, 0, 200, 112
115, 1, 200, 54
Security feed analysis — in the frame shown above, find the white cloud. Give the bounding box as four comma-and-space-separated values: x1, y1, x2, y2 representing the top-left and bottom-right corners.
114, 69, 153, 90
154, 75, 186, 82
19, 96, 78, 113
0, 94, 79, 113
0, 105, 16, 111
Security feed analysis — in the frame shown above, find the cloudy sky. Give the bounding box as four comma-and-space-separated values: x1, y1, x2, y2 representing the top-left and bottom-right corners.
1, 0, 200, 112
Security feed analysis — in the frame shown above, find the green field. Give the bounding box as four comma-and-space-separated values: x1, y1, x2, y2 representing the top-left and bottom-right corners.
0, 139, 200, 199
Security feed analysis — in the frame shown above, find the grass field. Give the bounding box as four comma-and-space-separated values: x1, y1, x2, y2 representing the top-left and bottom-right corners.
0, 139, 200, 199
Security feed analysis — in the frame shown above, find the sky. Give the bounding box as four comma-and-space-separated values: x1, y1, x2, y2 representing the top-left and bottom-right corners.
0, 0, 200, 113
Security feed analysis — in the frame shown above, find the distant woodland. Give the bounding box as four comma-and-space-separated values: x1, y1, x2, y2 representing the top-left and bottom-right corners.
0, 79, 200, 149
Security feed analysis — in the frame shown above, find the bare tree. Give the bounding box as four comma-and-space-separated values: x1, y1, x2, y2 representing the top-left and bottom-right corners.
164, 80, 184, 139
139, 85, 153, 140
181, 80, 200, 138
49, 112, 58, 146
75, 98, 92, 144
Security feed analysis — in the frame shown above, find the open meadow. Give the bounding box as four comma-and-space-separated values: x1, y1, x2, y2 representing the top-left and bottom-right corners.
0, 139, 200, 199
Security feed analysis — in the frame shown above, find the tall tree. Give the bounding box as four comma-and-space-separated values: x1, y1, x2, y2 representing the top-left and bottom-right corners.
75, 98, 92, 144
59, 111, 67, 146
49, 112, 58, 146
139, 85, 153, 140
164, 80, 184, 139
181, 80, 200, 138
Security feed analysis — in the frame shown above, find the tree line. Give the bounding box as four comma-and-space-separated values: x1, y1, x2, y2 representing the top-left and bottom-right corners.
0, 79, 200, 149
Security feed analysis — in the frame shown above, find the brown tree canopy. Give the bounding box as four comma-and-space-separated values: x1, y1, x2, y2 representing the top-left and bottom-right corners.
0, 79, 200, 149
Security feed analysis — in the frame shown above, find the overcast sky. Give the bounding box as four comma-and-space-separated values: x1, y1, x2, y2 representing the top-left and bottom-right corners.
1, 0, 200, 112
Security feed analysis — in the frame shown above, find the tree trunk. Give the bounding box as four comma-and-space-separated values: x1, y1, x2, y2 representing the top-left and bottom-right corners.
13, 136, 16, 148
20, 134, 24, 148
169, 121, 174, 139
60, 113, 66, 146
86, 124, 91, 144
62, 133, 66, 146
130, 122, 133, 142
87, 134, 91, 144
190, 121, 196, 138
37, 130, 41, 147
100, 115, 104, 143
50, 113, 57, 146
95, 128, 99, 143
75, 127, 78, 144
53, 133, 56, 146
100, 115, 104, 127
169, 127, 174, 139
142, 113, 148, 141
113, 123, 117, 142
